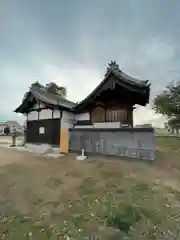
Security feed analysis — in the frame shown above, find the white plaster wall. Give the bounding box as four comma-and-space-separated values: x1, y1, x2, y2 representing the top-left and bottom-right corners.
39, 109, 52, 119
27, 111, 38, 121
75, 112, 90, 121
28, 109, 62, 121
93, 122, 121, 128
61, 111, 75, 129
61, 111, 75, 146
75, 125, 93, 128
74, 122, 122, 128
53, 109, 61, 118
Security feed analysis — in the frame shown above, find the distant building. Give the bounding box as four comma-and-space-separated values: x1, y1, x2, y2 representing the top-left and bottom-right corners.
0, 121, 23, 135
0, 122, 8, 135
6, 121, 23, 133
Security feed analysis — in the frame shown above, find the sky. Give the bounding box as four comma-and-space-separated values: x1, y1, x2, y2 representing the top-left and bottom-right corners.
0, 0, 180, 127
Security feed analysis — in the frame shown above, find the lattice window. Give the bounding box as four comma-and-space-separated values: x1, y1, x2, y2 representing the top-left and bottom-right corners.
106, 109, 127, 122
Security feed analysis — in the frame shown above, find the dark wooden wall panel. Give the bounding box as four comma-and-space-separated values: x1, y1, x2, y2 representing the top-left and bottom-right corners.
26, 119, 60, 145
90, 104, 132, 124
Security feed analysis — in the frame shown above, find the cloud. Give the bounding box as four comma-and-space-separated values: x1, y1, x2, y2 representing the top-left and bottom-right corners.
134, 106, 167, 127
39, 63, 101, 102
0, 0, 180, 127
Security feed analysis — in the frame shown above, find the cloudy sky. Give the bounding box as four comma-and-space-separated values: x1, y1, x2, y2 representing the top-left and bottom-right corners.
0, 0, 179, 127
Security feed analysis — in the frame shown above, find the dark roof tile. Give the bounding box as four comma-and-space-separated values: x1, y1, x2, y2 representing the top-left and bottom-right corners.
30, 84, 76, 109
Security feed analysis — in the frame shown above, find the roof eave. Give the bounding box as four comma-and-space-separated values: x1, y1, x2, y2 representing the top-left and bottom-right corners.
30, 86, 76, 109
73, 72, 150, 112
14, 102, 28, 113
13, 104, 29, 114
112, 70, 150, 88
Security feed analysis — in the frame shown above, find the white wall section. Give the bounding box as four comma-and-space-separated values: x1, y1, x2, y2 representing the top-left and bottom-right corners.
27, 111, 38, 121
53, 109, 61, 118
75, 125, 93, 128
75, 113, 90, 121
74, 122, 122, 128
39, 109, 52, 119
62, 111, 75, 129
93, 122, 121, 128
61, 111, 76, 146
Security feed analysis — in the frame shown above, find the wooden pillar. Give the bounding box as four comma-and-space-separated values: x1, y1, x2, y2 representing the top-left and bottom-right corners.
126, 107, 133, 126
105, 107, 107, 122
51, 108, 54, 146
59, 110, 69, 154
60, 128, 68, 153
37, 100, 40, 120
24, 114, 28, 143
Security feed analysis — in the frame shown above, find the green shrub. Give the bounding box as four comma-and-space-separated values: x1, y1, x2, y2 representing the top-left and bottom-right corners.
107, 204, 142, 233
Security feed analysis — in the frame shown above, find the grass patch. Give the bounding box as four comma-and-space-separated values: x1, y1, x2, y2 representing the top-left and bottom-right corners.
0, 137, 180, 238
131, 182, 150, 192
156, 136, 180, 151
78, 177, 98, 196
106, 203, 142, 233
0, 214, 53, 239
46, 177, 64, 189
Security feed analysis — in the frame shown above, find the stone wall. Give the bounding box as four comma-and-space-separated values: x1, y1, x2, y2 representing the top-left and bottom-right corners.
69, 128, 156, 160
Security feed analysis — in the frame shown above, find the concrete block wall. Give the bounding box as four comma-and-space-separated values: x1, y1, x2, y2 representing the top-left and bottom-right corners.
69, 128, 156, 160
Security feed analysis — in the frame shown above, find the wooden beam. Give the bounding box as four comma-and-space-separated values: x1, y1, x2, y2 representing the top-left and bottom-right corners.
37, 100, 40, 120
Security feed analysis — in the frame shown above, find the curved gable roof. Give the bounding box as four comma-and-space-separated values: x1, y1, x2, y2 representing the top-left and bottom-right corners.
73, 65, 151, 111
14, 83, 76, 113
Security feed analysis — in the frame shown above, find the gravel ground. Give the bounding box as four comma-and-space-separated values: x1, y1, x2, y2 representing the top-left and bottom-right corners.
0, 135, 24, 144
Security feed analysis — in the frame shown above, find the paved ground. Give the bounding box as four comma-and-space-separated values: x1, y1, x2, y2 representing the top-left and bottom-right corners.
0, 135, 24, 144
0, 136, 63, 158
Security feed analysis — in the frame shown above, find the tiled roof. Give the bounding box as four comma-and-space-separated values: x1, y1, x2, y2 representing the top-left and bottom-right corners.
14, 82, 76, 113
105, 61, 150, 87
111, 69, 150, 87
74, 64, 150, 111
30, 83, 76, 109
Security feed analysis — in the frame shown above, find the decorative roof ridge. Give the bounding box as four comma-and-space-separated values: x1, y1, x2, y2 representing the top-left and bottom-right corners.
104, 61, 150, 87
105, 60, 121, 76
